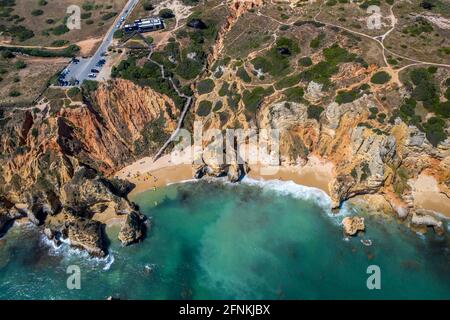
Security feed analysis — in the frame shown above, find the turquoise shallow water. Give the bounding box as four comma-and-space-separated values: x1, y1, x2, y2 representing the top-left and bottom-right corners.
0, 179, 449, 299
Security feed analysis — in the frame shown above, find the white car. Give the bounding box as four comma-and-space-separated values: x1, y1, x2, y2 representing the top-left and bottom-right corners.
88, 73, 97, 78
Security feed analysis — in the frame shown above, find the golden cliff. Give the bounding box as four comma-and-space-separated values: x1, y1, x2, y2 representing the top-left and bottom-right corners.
0, 79, 178, 255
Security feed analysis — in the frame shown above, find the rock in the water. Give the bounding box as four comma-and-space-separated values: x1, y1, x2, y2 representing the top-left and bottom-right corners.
118, 211, 147, 246
0, 205, 24, 236
342, 216, 365, 236
67, 218, 107, 257
46, 216, 107, 257
411, 210, 444, 235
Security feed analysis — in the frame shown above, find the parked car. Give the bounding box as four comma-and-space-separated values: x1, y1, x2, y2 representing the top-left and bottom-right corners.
91, 69, 100, 73
88, 73, 97, 78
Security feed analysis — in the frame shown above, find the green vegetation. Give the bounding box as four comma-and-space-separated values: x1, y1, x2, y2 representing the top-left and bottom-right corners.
390, 68, 449, 146
299, 44, 355, 86
251, 37, 300, 78
2, 25, 34, 42
142, 1, 154, 11
82, 2, 94, 11
81, 80, 98, 93
14, 60, 26, 69
0, 45, 79, 57
9, 90, 21, 97
52, 24, 70, 36
197, 78, 215, 94
159, 8, 175, 19
237, 67, 251, 83
51, 39, 69, 47
310, 33, 325, 49
283, 87, 304, 103
101, 12, 117, 21
31, 9, 44, 16
307, 105, 324, 121
67, 87, 81, 99
402, 19, 433, 36
275, 73, 301, 90
175, 57, 203, 80
218, 82, 229, 97
81, 12, 92, 19
113, 29, 124, 39
111, 56, 185, 109
242, 86, 274, 114
197, 100, 212, 116
213, 100, 223, 112
227, 93, 241, 111
276, 37, 300, 55
135, 116, 170, 154
359, 0, 380, 9
370, 71, 391, 84
423, 117, 446, 147
409, 68, 448, 117
335, 88, 361, 104
298, 57, 312, 67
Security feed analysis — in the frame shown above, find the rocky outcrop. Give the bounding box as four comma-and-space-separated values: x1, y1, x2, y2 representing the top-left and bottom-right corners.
0, 79, 177, 255
61, 167, 135, 217
0, 199, 24, 236
45, 216, 107, 257
342, 216, 365, 236
118, 211, 147, 246
411, 209, 444, 235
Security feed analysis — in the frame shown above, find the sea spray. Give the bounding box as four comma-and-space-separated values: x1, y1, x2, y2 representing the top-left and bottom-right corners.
40, 234, 115, 270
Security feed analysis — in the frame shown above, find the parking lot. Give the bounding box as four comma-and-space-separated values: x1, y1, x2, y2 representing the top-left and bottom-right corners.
57, 0, 139, 86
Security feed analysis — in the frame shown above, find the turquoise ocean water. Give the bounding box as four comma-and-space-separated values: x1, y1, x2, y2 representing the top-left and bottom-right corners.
0, 179, 449, 299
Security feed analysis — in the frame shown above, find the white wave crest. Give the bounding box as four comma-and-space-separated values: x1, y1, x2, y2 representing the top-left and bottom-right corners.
40, 234, 115, 270
240, 177, 333, 211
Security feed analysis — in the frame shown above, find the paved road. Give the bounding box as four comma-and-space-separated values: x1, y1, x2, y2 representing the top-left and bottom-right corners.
61, 0, 140, 85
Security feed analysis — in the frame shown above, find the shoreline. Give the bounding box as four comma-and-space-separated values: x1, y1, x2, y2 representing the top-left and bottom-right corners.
115, 155, 334, 198
115, 155, 450, 221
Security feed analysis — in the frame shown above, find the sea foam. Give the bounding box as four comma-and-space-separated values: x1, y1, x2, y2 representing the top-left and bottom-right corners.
40, 234, 115, 270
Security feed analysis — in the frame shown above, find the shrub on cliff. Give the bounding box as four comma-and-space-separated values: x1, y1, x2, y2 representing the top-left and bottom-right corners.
371, 71, 391, 84
307, 105, 324, 121
197, 79, 215, 94
196, 100, 212, 116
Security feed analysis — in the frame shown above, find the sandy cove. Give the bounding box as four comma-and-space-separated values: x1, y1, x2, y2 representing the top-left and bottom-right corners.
115, 154, 450, 219
410, 174, 450, 218
115, 154, 334, 197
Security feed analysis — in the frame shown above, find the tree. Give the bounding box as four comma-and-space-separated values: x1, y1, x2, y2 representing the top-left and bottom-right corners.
159, 9, 175, 19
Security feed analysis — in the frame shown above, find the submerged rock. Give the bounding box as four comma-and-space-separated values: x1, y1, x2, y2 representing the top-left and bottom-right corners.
342, 216, 365, 236
118, 211, 147, 246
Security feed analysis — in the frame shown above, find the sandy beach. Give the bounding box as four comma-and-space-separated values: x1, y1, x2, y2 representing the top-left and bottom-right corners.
115, 154, 334, 197
115, 154, 450, 220
115, 154, 196, 197
410, 174, 450, 218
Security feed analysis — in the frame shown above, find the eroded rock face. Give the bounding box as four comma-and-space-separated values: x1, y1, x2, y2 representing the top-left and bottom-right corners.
342, 216, 365, 236
0, 200, 24, 236
61, 167, 135, 217
411, 209, 444, 235
0, 79, 174, 255
46, 216, 107, 257
118, 211, 147, 246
